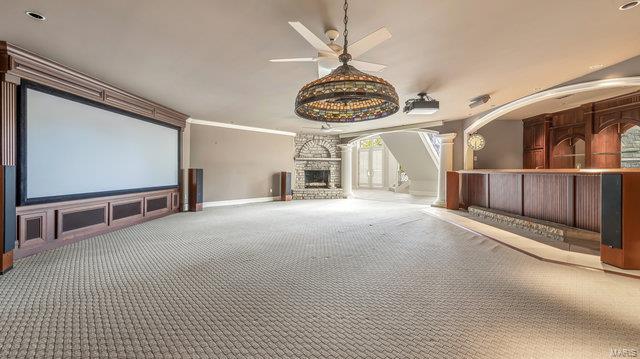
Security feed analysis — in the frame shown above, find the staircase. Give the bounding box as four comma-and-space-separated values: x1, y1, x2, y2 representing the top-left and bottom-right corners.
379, 131, 439, 196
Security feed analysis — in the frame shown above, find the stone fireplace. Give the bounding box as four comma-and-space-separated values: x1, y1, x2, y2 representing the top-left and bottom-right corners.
293, 134, 345, 200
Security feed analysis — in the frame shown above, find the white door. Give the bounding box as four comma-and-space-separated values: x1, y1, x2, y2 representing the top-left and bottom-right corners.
358, 149, 370, 187
358, 147, 384, 188
370, 148, 384, 188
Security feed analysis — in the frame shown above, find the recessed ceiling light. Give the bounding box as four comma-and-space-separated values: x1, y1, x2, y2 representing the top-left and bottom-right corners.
619, 1, 639, 10
589, 64, 605, 70
25, 10, 46, 21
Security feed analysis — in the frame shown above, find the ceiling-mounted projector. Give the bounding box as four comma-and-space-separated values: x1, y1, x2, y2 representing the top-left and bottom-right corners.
404, 92, 439, 115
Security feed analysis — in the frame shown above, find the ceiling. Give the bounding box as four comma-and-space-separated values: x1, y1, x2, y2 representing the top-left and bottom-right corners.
499, 86, 640, 120
1, 0, 640, 134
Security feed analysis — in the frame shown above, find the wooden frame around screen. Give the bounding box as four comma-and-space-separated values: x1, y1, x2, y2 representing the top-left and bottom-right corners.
17, 80, 181, 206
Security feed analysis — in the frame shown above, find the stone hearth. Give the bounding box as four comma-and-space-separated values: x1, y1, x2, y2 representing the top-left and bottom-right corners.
293, 134, 345, 200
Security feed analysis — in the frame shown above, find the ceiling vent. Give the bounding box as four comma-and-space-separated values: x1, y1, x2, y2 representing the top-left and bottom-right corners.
469, 94, 491, 109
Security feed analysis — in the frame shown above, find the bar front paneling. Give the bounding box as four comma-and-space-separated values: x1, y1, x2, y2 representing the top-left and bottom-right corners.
452, 169, 640, 269
488, 173, 522, 214
523, 174, 571, 226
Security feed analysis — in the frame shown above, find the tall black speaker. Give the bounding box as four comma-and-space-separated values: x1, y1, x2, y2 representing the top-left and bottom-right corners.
188, 168, 204, 212
280, 172, 292, 201
601, 173, 622, 249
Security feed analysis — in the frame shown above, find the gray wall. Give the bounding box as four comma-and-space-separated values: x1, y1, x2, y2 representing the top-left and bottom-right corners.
190, 124, 295, 202
474, 120, 523, 169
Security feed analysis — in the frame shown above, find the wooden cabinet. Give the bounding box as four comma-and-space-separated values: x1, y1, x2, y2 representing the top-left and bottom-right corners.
523, 116, 549, 169
524, 149, 546, 169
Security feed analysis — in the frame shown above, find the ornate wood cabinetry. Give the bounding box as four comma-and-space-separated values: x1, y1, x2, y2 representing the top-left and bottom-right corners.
522, 91, 640, 170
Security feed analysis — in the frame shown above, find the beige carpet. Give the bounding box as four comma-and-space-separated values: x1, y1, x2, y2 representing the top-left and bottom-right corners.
0, 198, 638, 358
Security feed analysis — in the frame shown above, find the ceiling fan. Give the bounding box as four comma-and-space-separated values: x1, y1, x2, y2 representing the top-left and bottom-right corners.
302, 122, 345, 133
271, 21, 392, 78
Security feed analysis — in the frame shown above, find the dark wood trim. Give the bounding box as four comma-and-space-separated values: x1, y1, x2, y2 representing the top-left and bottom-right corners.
57, 203, 109, 241
17, 211, 46, 248
620, 173, 640, 269
445, 171, 459, 210
109, 198, 144, 226
144, 193, 171, 217
280, 172, 293, 202
188, 169, 203, 212
0, 251, 13, 274
0, 41, 188, 128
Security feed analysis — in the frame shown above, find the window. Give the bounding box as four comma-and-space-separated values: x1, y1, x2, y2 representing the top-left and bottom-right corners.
360, 137, 383, 149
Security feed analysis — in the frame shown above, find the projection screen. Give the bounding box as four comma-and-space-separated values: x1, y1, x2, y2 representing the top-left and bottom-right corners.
19, 83, 179, 205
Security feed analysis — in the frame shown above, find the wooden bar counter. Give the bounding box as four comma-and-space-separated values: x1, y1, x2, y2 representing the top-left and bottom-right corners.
447, 169, 640, 270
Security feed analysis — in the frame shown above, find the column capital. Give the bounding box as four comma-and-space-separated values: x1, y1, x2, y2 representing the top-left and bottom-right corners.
436, 132, 457, 143
338, 144, 354, 150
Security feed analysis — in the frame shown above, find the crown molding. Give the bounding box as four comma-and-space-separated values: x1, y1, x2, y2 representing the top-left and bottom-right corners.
187, 118, 296, 137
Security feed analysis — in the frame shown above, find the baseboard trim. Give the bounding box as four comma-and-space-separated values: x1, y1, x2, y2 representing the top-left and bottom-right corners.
203, 197, 279, 208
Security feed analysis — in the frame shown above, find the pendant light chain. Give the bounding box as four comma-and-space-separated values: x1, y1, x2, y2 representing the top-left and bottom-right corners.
343, 0, 349, 54
340, 0, 352, 64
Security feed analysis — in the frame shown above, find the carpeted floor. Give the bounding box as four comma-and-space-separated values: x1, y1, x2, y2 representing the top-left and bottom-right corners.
0, 198, 638, 358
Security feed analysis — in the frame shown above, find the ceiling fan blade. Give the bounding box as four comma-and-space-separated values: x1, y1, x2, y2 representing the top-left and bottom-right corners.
288, 22, 335, 53
350, 60, 387, 72
348, 27, 392, 58
270, 58, 319, 63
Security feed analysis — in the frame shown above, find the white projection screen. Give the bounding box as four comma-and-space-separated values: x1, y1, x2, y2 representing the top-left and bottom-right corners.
20, 84, 179, 205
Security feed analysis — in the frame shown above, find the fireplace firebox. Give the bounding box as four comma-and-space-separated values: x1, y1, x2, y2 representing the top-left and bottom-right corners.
305, 170, 330, 188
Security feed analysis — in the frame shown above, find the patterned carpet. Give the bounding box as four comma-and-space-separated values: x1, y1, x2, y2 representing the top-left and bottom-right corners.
0, 199, 638, 358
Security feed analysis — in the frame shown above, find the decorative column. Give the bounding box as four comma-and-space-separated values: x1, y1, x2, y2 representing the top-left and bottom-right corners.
339, 144, 353, 198
0, 43, 18, 274
432, 133, 457, 207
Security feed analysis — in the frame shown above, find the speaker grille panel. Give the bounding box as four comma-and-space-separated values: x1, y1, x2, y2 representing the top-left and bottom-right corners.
601, 174, 622, 249
113, 202, 142, 221
25, 218, 42, 241
196, 169, 204, 203
147, 197, 168, 212
62, 208, 106, 232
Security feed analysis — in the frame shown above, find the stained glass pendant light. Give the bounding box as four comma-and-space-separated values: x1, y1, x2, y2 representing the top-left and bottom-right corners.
295, 0, 399, 123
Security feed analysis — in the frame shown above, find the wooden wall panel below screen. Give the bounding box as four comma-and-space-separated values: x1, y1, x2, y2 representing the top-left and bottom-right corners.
15, 188, 179, 258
